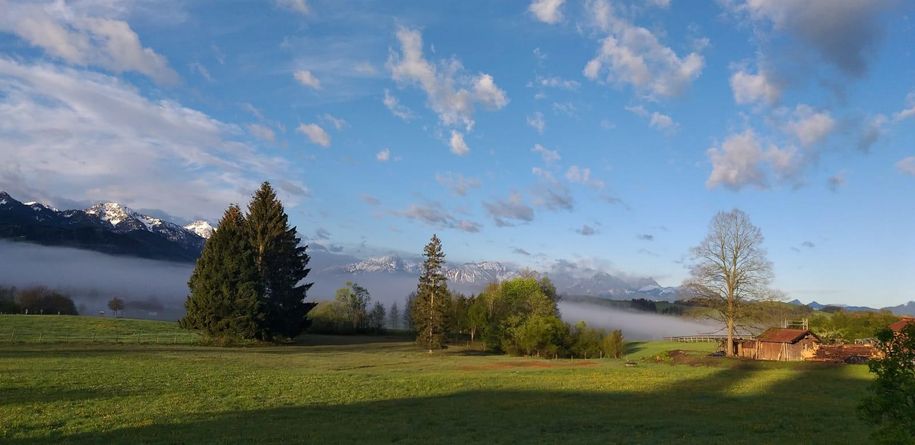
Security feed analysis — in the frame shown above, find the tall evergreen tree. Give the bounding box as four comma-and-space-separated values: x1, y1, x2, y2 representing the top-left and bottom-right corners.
180, 205, 264, 339
411, 234, 448, 352
388, 302, 400, 330
246, 182, 314, 339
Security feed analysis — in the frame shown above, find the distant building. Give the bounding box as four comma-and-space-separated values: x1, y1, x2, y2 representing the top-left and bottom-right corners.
888, 317, 915, 334
738, 328, 822, 361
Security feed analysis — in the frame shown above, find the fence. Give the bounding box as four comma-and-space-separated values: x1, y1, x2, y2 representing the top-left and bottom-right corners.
0, 332, 201, 345
664, 335, 746, 343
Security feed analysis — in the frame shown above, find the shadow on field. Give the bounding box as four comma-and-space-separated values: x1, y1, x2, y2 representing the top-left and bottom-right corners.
624, 341, 646, 356
5, 362, 872, 445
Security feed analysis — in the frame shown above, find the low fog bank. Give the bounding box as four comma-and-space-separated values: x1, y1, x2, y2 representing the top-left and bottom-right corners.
559, 301, 721, 340
0, 241, 192, 320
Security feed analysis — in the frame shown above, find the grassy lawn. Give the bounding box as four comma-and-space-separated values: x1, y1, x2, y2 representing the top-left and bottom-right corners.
0, 315, 199, 344
0, 315, 874, 444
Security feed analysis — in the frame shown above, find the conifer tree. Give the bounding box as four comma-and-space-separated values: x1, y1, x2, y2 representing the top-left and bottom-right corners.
180, 205, 264, 339
388, 302, 400, 330
246, 182, 313, 339
411, 234, 448, 352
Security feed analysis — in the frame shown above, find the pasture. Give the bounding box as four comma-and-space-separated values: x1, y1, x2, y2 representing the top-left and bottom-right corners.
0, 315, 873, 444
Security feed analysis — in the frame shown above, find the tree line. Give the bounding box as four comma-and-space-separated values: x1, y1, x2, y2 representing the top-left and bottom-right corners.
0, 285, 78, 315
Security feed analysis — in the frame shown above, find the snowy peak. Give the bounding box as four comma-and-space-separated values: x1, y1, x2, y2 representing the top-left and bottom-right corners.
184, 220, 214, 239
85, 202, 133, 226
346, 255, 420, 274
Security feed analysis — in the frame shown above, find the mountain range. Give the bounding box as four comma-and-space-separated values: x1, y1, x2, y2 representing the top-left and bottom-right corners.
2, 191, 913, 316
0, 191, 211, 262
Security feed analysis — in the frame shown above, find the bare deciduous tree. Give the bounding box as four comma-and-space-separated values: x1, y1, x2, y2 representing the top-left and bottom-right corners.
684, 209, 774, 357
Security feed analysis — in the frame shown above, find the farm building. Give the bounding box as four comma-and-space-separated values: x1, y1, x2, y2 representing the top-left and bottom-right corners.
737, 328, 822, 361
889, 317, 915, 333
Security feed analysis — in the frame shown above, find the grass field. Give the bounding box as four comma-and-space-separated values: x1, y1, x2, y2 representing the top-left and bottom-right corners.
0, 315, 875, 444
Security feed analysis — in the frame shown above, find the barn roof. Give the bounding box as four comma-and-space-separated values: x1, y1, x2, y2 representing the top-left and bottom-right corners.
756, 328, 821, 344
889, 317, 915, 333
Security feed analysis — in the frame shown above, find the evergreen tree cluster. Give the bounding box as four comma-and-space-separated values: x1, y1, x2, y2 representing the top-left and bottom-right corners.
179, 182, 314, 341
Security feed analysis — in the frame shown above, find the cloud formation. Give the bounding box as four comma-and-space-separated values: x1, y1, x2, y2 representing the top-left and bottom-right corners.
0, 1, 179, 85
435, 172, 481, 196
583, 0, 704, 98
484, 192, 535, 227
387, 26, 508, 131
294, 69, 321, 89
0, 58, 301, 219
529, 0, 565, 24
399, 203, 481, 232
297, 123, 330, 147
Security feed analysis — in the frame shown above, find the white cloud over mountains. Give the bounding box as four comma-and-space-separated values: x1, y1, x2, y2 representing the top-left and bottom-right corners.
0, 0, 178, 85
0, 58, 304, 218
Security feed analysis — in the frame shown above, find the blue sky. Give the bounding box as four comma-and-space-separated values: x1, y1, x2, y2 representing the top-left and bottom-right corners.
1, 0, 914, 307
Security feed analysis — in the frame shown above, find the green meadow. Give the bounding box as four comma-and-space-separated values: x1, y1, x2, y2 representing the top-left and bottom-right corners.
0, 315, 873, 444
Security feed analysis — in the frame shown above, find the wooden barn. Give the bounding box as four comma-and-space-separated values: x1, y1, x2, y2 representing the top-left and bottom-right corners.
738, 328, 822, 361
889, 317, 915, 334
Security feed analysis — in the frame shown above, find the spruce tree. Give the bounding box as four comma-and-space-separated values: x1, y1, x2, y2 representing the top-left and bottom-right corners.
180, 205, 264, 339
246, 182, 314, 340
411, 234, 448, 352
388, 302, 400, 330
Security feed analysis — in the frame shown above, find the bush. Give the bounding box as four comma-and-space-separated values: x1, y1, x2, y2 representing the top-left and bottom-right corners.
859, 324, 915, 443
602, 329, 624, 359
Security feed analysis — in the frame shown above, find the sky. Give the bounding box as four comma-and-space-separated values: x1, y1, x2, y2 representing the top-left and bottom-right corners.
0, 0, 914, 307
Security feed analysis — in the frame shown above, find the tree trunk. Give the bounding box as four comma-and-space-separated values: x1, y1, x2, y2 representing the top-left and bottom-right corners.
726, 291, 735, 357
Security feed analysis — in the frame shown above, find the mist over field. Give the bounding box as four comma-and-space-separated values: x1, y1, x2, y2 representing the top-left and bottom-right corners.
558, 301, 720, 340
0, 241, 193, 319
1, 240, 719, 338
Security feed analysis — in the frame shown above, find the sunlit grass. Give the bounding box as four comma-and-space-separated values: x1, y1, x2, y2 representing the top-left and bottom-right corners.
0, 315, 873, 444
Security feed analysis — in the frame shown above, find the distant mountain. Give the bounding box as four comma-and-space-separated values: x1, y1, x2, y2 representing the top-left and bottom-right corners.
312, 254, 680, 301
883, 301, 915, 316
0, 192, 207, 262
183, 220, 214, 239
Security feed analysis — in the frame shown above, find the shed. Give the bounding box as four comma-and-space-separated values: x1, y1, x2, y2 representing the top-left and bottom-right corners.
889, 317, 915, 333
738, 328, 822, 361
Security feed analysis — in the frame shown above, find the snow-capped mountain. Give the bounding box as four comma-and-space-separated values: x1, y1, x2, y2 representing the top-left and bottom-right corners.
318, 253, 679, 300
184, 220, 215, 239
0, 191, 207, 262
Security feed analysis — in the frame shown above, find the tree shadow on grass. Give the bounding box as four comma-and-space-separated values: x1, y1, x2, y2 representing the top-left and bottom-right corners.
4, 362, 873, 445
624, 341, 646, 356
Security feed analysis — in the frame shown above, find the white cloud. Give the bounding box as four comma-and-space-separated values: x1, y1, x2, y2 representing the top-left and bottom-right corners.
648, 0, 671, 8
387, 26, 508, 131
625, 105, 677, 131
382, 89, 415, 121
0, 58, 302, 219
706, 130, 768, 190
321, 113, 347, 130
785, 105, 835, 147
534, 75, 580, 90
583, 0, 704, 98
527, 112, 546, 134
247, 124, 276, 143
529, 0, 566, 24
376, 148, 390, 162
894, 92, 915, 122
293, 69, 321, 90
730, 68, 780, 105
275, 0, 309, 16
565, 165, 605, 190
0, 1, 178, 85
897, 157, 915, 176
297, 123, 330, 147
531, 144, 560, 163
706, 129, 809, 190
449, 130, 470, 156
435, 172, 481, 196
